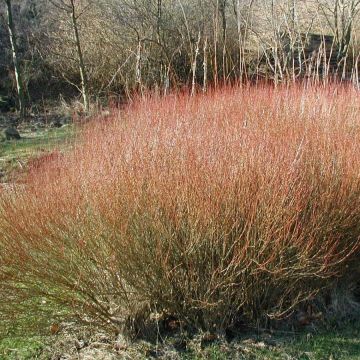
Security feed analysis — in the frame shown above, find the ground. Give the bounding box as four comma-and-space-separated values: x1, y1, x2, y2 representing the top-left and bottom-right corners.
1, 322, 360, 359
1, 118, 360, 360
0, 116, 74, 182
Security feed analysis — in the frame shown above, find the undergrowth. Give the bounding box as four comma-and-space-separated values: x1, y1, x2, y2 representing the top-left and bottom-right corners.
0, 84, 360, 336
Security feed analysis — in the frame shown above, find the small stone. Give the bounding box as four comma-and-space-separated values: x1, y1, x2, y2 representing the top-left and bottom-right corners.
51, 120, 63, 128
4, 127, 21, 140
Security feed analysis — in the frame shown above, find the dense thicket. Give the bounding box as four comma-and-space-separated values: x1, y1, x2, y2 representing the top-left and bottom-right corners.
1, 85, 360, 333
0, 0, 360, 110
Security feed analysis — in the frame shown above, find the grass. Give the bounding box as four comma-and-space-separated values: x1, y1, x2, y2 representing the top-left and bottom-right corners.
0, 125, 75, 181
0, 124, 75, 359
1, 323, 360, 359
285, 326, 360, 359
218, 324, 360, 360
0, 337, 44, 360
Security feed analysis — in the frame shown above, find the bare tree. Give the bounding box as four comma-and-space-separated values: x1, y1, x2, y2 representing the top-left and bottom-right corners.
317, 0, 360, 75
49, 0, 90, 112
4, 0, 26, 118
2, 0, 359, 101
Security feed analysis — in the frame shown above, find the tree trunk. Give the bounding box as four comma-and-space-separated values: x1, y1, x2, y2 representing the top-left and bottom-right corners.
219, 0, 227, 82
157, 0, 162, 40
70, 0, 90, 113
5, 0, 26, 119
191, 32, 201, 96
203, 37, 208, 92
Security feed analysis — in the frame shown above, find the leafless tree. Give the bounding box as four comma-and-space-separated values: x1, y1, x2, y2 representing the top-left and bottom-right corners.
3, 0, 25, 118
49, 0, 91, 112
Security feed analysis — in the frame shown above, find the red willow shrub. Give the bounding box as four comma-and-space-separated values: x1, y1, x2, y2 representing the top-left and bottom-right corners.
1, 84, 360, 332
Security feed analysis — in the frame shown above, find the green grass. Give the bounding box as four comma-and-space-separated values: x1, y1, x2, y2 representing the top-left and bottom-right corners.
0, 125, 74, 160
0, 337, 44, 360
0, 315, 52, 360
0, 125, 74, 359
280, 325, 360, 360
179, 324, 360, 359
0, 125, 75, 181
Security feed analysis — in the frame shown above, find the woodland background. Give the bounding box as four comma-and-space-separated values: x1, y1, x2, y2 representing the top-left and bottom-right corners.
1, 0, 360, 114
